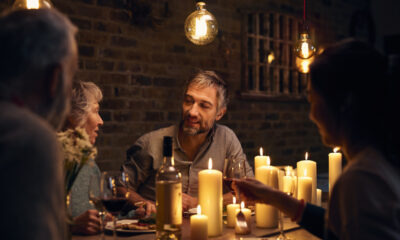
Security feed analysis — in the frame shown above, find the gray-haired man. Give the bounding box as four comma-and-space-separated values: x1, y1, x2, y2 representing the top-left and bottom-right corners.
0, 8, 78, 239
123, 70, 253, 215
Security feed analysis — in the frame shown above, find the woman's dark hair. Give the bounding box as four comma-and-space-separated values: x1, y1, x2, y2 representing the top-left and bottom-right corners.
310, 39, 399, 166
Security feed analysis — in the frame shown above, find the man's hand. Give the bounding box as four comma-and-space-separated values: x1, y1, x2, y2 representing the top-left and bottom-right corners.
134, 200, 156, 217
71, 209, 101, 235
182, 193, 198, 211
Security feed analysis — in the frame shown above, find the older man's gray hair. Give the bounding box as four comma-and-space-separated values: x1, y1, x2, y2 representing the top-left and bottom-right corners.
0, 8, 78, 129
184, 70, 229, 110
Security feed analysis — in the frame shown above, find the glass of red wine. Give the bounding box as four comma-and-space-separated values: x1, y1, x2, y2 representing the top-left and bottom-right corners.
99, 171, 129, 239
223, 158, 246, 202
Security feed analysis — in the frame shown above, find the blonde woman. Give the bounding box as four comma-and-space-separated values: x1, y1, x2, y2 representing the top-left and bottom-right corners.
64, 81, 105, 235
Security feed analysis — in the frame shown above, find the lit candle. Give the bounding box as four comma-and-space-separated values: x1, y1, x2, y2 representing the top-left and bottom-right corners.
235, 201, 252, 234
254, 147, 269, 170
329, 147, 342, 196
198, 158, 223, 236
255, 157, 278, 228
297, 152, 317, 203
226, 196, 240, 227
316, 189, 322, 207
297, 169, 312, 203
283, 168, 294, 195
190, 205, 208, 240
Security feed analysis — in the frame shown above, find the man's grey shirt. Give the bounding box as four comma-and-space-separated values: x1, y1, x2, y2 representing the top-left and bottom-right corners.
123, 123, 254, 201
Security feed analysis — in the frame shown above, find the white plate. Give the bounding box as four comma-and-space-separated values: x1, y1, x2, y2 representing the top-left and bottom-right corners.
105, 219, 155, 233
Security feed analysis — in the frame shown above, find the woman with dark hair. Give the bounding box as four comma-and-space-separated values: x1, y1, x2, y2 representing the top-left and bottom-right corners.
233, 39, 400, 239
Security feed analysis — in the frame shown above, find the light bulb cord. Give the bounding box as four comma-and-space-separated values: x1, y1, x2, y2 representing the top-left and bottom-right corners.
303, 0, 306, 22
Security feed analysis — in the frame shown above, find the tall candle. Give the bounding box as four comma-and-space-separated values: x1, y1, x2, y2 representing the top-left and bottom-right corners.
226, 196, 240, 227
254, 147, 269, 170
190, 205, 208, 240
297, 169, 312, 203
297, 152, 317, 203
198, 158, 223, 236
316, 189, 322, 207
329, 147, 342, 196
255, 157, 278, 228
235, 201, 252, 235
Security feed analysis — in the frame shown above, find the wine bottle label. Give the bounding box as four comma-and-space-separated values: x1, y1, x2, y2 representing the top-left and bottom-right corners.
156, 181, 182, 226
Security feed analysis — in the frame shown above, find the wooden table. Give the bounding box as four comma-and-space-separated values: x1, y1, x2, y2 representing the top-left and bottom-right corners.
72, 216, 320, 240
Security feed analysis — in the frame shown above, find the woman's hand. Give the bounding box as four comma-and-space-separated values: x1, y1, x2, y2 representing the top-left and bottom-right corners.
232, 178, 277, 204
71, 209, 101, 235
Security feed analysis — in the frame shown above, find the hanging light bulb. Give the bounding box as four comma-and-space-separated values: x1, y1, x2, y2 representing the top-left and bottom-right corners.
296, 56, 314, 74
184, 2, 218, 45
294, 32, 316, 59
12, 0, 52, 10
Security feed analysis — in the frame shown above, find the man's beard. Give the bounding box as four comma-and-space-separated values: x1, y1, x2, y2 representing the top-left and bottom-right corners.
39, 72, 70, 131
181, 115, 210, 136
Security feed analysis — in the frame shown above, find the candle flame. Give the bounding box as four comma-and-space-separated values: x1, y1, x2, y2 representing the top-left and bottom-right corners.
334, 147, 340, 153
267, 156, 271, 166
285, 167, 292, 176
233, 196, 236, 204
208, 158, 212, 170
240, 201, 245, 209
305, 152, 308, 160
197, 205, 201, 215
259, 147, 263, 156
171, 157, 175, 166
304, 169, 307, 177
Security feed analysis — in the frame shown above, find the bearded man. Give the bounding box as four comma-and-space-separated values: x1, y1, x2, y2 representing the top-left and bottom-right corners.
122, 70, 253, 215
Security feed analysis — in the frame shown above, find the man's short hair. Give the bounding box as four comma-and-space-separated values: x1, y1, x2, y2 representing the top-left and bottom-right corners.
0, 8, 77, 99
184, 70, 229, 110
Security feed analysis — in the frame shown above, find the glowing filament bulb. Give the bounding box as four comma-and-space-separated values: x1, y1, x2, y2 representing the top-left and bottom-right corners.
184, 2, 218, 45
295, 33, 316, 59
27, 0, 39, 9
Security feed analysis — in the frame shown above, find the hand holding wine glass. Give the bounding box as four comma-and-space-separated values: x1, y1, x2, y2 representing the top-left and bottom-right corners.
99, 171, 129, 239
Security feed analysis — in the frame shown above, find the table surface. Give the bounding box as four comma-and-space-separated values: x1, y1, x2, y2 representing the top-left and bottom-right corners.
72, 216, 320, 240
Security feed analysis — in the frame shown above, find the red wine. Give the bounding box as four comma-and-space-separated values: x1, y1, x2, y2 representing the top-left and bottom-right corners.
223, 177, 234, 193
101, 198, 127, 215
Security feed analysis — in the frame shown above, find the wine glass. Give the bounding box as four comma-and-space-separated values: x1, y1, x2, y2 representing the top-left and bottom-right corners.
88, 175, 106, 238
223, 158, 246, 201
99, 171, 129, 239
276, 168, 295, 240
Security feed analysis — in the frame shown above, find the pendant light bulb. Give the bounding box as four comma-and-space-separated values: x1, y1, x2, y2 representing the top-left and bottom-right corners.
184, 2, 218, 45
295, 32, 316, 59
12, 0, 52, 10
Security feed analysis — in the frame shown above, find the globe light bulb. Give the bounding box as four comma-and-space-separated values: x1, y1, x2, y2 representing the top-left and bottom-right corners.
184, 2, 218, 45
12, 0, 52, 10
294, 32, 316, 59
296, 56, 314, 74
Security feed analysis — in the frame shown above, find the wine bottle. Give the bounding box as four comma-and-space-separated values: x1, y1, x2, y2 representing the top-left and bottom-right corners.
156, 136, 182, 240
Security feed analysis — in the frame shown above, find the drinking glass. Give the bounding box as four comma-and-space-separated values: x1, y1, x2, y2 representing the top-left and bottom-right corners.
88, 175, 106, 239
223, 158, 246, 201
276, 168, 295, 240
99, 171, 129, 239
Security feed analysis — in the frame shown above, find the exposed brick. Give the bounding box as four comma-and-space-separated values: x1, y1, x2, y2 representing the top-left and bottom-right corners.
111, 36, 137, 48
97, 0, 126, 8
153, 77, 176, 87
70, 17, 92, 30
132, 75, 152, 86
114, 111, 142, 122
109, 9, 131, 23
100, 73, 130, 84
145, 112, 165, 121
78, 45, 95, 57
99, 110, 112, 121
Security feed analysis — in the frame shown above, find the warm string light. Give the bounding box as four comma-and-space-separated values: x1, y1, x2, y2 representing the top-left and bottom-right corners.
12, 0, 52, 10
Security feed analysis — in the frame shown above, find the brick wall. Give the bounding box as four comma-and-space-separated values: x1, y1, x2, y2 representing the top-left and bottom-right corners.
0, 0, 371, 173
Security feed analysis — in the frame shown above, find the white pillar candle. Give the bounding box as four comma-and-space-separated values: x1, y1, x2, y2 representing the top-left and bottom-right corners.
329, 147, 342, 196
255, 158, 278, 228
235, 201, 252, 235
283, 175, 294, 194
293, 175, 298, 198
226, 196, 240, 227
316, 189, 322, 207
190, 205, 208, 240
297, 169, 312, 203
297, 153, 317, 203
198, 158, 223, 237
254, 147, 269, 170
